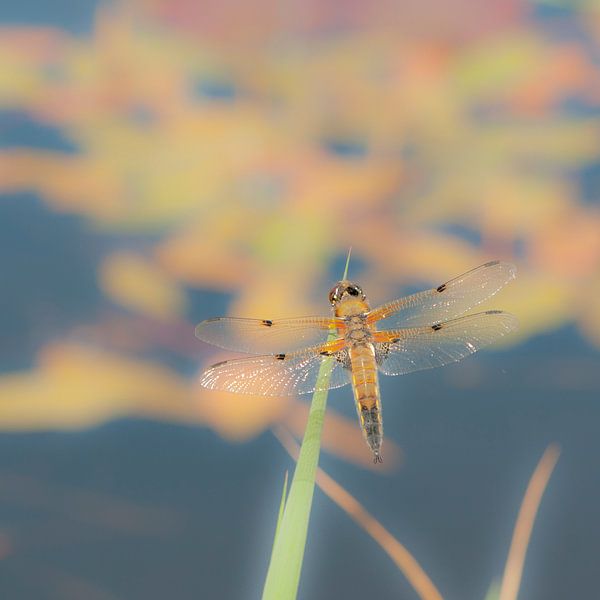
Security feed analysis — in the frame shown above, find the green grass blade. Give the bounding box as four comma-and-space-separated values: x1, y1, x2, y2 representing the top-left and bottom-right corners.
262, 346, 335, 600
484, 580, 500, 600
272, 470, 289, 547
342, 247, 352, 280
262, 253, 349, 599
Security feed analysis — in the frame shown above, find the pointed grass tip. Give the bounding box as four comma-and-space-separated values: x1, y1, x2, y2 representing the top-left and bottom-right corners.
342, 247, 352, 281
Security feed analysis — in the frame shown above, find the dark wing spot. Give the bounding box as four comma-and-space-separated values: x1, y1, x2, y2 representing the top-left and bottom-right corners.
483, 260, 500, 267
262, 319, 273, 326
275, 353, 286, 360
211, 360, 228, 368
336, 349, 351, 368
486, 310, 502, 314
432, 323, 443, 331
436, 283, 447, 293
375, 343, 392, 366
320, 351, 333, 356
205, 317, 220, 322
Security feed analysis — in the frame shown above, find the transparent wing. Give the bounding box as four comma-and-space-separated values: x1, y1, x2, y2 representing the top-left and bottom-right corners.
368, 261, 516, 329
195, 316, 343, 354
199, 341, 351, 396
374, 310, 518, 376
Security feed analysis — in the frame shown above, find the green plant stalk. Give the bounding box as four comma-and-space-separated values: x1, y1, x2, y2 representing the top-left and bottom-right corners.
262, 351, 334, 600
484, 580, 500, 600
273, 470, 289, 546
262, 249, 351, 600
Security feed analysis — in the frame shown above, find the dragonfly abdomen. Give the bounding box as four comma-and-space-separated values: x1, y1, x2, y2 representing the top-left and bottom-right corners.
349, 343, 384, 463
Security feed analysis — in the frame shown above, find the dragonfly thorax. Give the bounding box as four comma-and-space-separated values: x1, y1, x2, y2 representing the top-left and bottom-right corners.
341, 314, 373, 345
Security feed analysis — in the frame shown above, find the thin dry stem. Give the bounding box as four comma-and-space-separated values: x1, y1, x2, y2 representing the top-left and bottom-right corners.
498, 444, 561, 600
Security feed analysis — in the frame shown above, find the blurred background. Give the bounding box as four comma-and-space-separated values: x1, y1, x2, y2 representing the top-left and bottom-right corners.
1, 0, 600, 598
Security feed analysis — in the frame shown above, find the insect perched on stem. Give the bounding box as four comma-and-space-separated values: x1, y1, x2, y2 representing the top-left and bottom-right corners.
195, 260, 518, 463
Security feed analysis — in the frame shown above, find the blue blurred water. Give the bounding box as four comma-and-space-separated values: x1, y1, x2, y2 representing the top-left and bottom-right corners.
0, 194, 104, 372
0, 0, 99, 34
0, 111, 79, 154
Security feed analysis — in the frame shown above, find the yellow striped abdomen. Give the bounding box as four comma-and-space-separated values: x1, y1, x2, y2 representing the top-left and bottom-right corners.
349, 343, 383, 463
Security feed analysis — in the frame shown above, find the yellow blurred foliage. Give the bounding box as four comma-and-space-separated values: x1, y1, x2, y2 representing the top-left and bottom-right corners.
0, 343, 189, 430
99, 251, 186, 319
0, 336, 391, 469
192, 380, 290, 442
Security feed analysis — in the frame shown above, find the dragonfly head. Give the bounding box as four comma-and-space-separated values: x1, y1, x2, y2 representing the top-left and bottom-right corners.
328, 280, 366, 307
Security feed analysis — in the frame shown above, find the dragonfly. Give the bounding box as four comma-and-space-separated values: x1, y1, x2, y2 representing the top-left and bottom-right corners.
195, 260, 518, 463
